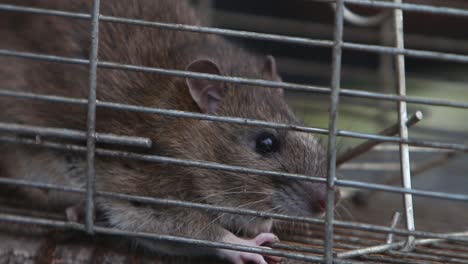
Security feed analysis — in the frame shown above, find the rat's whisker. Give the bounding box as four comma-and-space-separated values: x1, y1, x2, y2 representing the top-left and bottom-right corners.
337, 202, 354, 221
244, 205, 282, 226
189, 186, 245, 202
194, 198, 270, 237
191, 190, 270, 203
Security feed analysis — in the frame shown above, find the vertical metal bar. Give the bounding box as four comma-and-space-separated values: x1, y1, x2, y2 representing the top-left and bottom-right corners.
85, 0, 101, 234
386, 212, 401, 244
324, 0, 344, 263
393, 0, 416, 251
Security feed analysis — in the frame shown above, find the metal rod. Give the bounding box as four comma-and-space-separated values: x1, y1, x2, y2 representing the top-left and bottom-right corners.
386, 212, 402, 244
388, 249, 468, 264
0, 3, 90, 19
2, 135, 468, 203
2, 49, 468, 110
0, 122, 151, 148
410, 231, 468, 247
280, 230, 468, 263
0, 175, 467, 245
2, 3, 468, 64
1, 89, 467, 152
343, 0, 468, 17
213, 10, 468, 56
373, 145, 452, 153
0, 4, 332, 48
0, 213, 333, 263
2, 0, 467, 20
339, 162, 400, 171
331, 2, 391, 27
393, 1, 415, 250
337, 241, 404, 258
84, 0, 100, 234
337, 230, 468, 259
337, 111, 422, 165
325, 1, 344, 262
342, 42, 468, 64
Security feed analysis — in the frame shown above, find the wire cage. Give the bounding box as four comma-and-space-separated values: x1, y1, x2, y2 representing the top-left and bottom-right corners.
0, 0, 467, 263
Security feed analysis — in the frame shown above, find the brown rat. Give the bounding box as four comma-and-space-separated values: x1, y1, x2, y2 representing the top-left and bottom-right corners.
0, 0, 339, 263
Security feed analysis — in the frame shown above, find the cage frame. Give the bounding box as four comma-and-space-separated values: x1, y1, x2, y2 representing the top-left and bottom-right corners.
0, 0, 467, 263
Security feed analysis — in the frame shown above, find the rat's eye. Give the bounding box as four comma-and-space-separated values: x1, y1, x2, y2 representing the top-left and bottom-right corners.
255, 132, 279, 154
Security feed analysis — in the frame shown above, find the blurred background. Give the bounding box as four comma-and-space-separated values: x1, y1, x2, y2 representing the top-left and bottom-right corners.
192, 0, 468, 233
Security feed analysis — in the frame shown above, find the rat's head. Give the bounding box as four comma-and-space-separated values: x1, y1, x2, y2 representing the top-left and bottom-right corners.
178, 53, 341, 235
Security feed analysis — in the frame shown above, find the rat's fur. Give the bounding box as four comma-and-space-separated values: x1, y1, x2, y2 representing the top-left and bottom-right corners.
0, 0, 337, 262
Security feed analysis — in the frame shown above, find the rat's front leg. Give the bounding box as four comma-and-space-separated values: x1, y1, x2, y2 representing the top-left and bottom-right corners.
102, 202, 281, 264
219, 232, 282, 264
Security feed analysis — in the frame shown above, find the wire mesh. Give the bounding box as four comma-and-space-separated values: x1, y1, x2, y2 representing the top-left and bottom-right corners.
0, 0, 467, 263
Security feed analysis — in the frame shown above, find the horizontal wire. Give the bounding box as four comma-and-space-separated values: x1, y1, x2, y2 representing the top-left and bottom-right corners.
1, 4, 468, 64
2, 48, 468, 111
3, 1, 468, 18
1, 89, 467, 152
1, 135, 468, 203
0, 176, 467, 244
0, 122, 151, 148
338, 230, 468, 259
0, 3, 90, 19
337, 111, 423, 165
343, 0, 468, 17
0, 213, 332, 263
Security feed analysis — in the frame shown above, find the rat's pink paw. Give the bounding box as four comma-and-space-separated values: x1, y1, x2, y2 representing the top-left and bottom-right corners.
220, 232, 282, 264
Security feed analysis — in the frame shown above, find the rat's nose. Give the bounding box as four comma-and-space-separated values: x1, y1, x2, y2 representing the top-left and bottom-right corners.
305, 183, 340, 214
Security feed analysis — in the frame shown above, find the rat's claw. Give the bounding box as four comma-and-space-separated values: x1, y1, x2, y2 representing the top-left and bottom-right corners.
254, 233, 279, 246
254, 233, 282, 263
220, 232, 282, 264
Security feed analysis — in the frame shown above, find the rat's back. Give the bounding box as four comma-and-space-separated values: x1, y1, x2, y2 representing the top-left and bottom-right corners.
0, 0, 204, 127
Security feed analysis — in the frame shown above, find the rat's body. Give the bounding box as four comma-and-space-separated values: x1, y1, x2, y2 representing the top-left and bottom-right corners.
0, 0, 338, 263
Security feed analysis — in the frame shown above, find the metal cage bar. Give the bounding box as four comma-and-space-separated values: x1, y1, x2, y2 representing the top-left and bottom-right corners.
2, 135, 468, 204
0, 122, 152, 148
2, 48, 468, 110
84, 0, 101, 234
393, 0, 415, 251
0, 175, 466, 244
1, 4, 468, 64
324, 0, 344, 262
0, 89, 466, 153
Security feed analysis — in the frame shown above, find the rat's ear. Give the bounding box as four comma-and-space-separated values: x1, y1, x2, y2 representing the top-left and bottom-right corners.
263, 55, 284, 96
186, 59, 225, 114
264, 55, 279, 78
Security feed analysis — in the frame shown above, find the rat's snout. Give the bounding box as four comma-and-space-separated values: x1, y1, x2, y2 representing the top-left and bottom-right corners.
273, 181, 341, 217
303, 182, 341, 215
